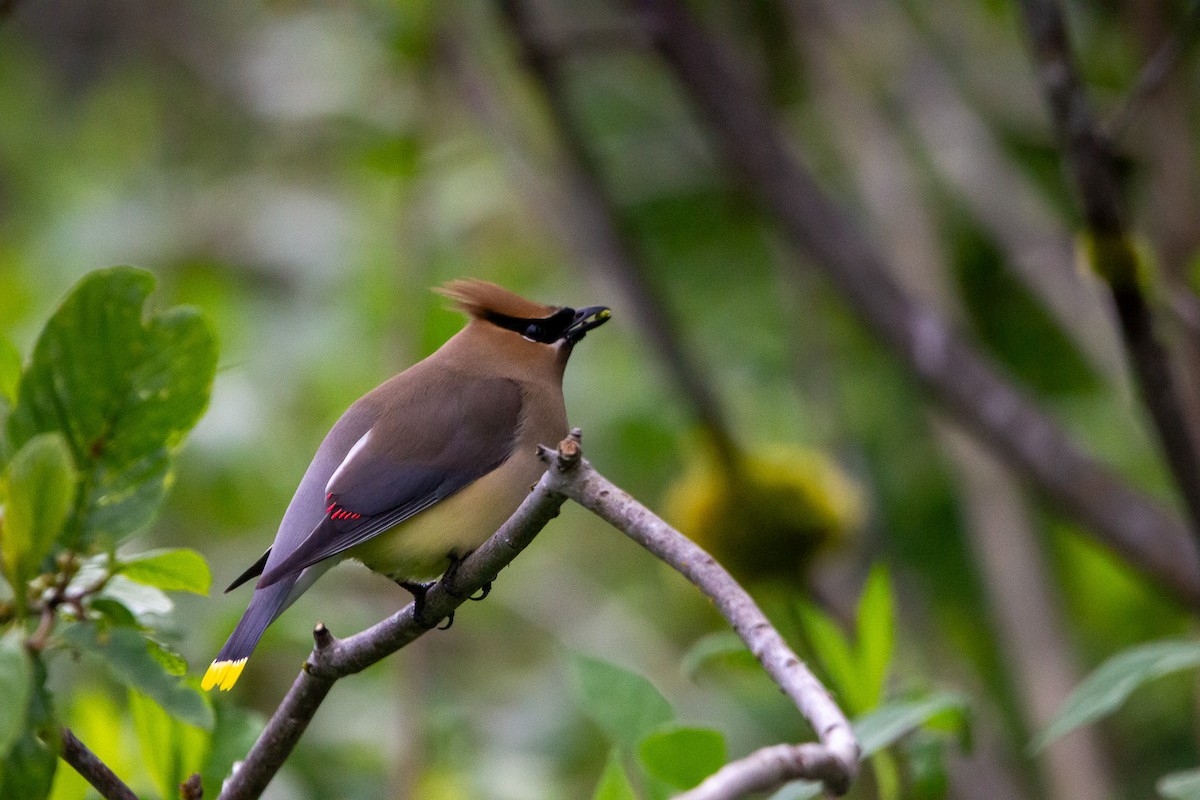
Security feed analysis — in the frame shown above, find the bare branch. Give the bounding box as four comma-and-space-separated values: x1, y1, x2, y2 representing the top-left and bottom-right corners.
212, 432, 857, 799
1015, 0, 1200, 544
544, 447, 860, 796
617, 0, 1200, 605
673, 743, 840, 800
60, 727, 138, 800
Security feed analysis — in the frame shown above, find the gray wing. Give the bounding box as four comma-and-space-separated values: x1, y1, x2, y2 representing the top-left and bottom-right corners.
255, 373, 523, 588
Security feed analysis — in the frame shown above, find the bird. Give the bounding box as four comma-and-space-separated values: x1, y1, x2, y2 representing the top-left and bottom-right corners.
202, 280, 610, 691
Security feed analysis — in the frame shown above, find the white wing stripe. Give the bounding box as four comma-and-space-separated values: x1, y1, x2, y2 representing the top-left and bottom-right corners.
326, 428, 372, 494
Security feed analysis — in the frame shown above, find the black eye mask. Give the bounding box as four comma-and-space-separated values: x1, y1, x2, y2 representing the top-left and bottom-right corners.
486, 305, 610, 344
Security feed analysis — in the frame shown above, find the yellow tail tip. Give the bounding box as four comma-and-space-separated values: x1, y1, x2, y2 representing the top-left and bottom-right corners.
202, 658, 247, 691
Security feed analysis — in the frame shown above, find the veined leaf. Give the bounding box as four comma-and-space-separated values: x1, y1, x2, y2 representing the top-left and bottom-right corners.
62, 624, 212, 730
8, 267, 217, 545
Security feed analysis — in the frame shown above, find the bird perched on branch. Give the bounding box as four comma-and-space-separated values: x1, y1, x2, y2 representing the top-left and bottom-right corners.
203, 280, 610, 691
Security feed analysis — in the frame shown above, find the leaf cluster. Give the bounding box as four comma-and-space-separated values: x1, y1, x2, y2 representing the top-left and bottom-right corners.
578, 567, 968, 800
0, 267, 231, 799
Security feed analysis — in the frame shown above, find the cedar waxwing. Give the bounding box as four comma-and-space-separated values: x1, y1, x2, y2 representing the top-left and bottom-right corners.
202, 280, 610, 691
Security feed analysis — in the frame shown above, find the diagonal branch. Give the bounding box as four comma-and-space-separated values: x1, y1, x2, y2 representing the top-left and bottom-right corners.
60, 727, 138, 800
542, 442, 859, 795
614, 0, 1200, 605
214, 432, 858, 800
1016, 0, 1200, 545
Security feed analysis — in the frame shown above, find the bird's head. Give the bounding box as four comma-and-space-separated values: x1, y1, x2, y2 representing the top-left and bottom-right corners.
437, 280, 611, 358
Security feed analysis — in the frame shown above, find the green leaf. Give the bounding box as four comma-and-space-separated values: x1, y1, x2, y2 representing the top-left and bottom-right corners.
796, 600, 863, 714
98, 575, 174, 620
118, 548, 211, 595
593, 749, 639, 800
2, 433, 76, 600
1159, 768, 1200, 799
50, 689, 132, 800
62, 624, 212, 730
0, 396, 12, 469
0, 336, 19, 403
0, 729, 57, 800
8, 267, 218, 545
681, 632, 757, 678
638, 726, 726, 790
903, 735, 951, 800
202, 701, 262, 798
856, 564, 894, 710
1032, 639, 1200, 752
129, 687, 176, 799
147, 638, 188, 677
0, 631, 32, 757
0, 654, 57, 800
855, 693, 970, 757
571, 653, 674, 749
88, 598, 139, 630
129, 689, 209, 800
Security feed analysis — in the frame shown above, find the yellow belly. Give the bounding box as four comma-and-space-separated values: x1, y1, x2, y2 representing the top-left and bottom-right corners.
348, 446, 546, 581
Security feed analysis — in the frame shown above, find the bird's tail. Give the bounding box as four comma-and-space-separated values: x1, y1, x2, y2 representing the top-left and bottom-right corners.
202, 579, 294, 691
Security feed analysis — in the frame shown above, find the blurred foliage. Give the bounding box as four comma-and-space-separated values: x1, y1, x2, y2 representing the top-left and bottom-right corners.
0, 268, 228, 797
664, 444, 864, 585
1, 0, 1199, 798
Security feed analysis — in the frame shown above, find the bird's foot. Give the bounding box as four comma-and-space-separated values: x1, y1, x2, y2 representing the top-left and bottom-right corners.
397, 580, 453, 630
441, 552, 492, 602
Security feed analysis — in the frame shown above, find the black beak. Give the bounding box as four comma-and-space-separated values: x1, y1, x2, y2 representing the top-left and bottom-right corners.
564, 305, 611, 344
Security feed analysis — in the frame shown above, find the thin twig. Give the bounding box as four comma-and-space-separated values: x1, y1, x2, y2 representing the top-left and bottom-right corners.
673, 742, 839, 800
1104, 0, 1200, 138
1016, 0, 1200, 546
544, 451, 860, 796
617, 0, 1200, 604
60, 727, 138, 800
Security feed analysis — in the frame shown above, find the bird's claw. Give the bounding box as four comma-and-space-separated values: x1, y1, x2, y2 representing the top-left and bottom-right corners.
398, 580, 451, 630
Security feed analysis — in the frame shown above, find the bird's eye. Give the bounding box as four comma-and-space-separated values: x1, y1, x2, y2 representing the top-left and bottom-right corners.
524, 324, 542, 341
